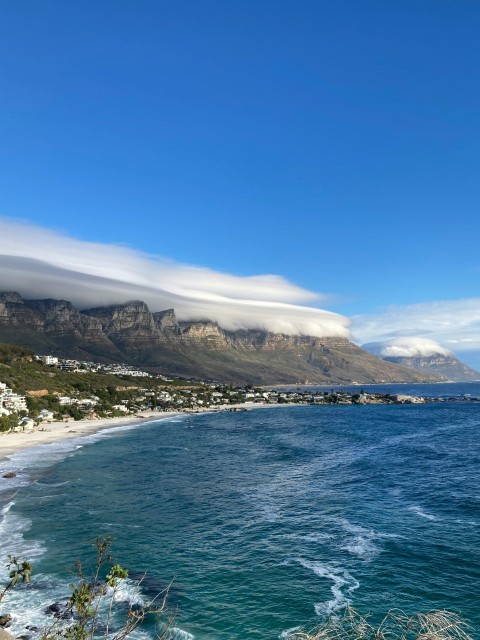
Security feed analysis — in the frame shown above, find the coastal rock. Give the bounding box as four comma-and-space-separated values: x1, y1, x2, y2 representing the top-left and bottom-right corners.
0, 615, 12, 628
0, 630, 14, 640
2, 472, 16, 479
45, 601, 78, 621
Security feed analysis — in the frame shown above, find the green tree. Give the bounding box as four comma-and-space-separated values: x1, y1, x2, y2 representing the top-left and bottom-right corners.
0, 413, 19, 432
1, 537, 172, 640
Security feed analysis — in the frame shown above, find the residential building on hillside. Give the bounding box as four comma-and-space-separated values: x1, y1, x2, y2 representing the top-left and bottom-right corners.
0, 381, 28, 414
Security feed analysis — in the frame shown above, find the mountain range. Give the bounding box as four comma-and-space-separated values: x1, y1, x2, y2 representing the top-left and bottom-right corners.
362, 340, 480, 382
0, 292, 443, 385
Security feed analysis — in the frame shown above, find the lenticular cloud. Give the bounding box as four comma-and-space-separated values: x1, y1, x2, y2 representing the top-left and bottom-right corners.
0, 219, 350, 338
363, 337, 452, 358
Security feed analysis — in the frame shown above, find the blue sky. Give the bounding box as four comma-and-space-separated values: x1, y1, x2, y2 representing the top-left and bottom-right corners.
1, 1, 480, 365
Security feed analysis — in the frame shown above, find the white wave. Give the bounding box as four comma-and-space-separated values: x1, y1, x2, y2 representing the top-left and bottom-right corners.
33, 479, 71, 487
0, 502, 45, 562
338, 521, 379, 559
279, 626, 302, 639
4, 572, 154, 639
0, 570, 72, 637
169, 628, 194, 640
99, 521, 141, 529
1, 499, 14, 516
0, 416, 173, 496
296, 558, 359, 617
281, 532, 333, 543
110, 577, 145, 607
338, 519, 399, 560
408, 505, 437, 521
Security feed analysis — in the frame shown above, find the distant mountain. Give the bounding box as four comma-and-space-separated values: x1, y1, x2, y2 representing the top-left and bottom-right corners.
0, 292, 441, 385
362, 338, 480, 382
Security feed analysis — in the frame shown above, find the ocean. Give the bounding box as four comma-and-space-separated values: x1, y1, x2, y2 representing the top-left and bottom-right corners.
1, 383, 479, 639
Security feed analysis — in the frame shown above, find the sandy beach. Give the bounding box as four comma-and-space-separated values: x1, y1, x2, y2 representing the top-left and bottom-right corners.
0, 410, 180, 464
0, 403, 274, 466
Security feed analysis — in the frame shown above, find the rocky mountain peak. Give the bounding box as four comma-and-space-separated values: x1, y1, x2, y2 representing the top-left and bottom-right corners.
0, 291, 24, 304
153, 308, 179, 332
0, 292, 443, 384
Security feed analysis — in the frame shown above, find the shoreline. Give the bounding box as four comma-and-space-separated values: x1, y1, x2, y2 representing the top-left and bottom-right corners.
0, 410, 180, 466
0, 403, 277, 466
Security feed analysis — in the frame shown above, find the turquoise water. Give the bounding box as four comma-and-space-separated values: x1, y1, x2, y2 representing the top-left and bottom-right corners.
1, 399, 480, 638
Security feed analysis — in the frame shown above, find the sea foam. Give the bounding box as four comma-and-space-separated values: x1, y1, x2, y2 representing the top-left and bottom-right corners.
295, 558, 359, 617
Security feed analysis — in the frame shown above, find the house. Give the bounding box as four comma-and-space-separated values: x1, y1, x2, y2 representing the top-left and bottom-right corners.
38, 409, 55, 422
19, 417, 35, 430
0, 382, 28, 414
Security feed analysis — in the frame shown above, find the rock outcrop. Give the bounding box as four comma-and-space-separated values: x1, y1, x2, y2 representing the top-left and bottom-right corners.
0, 292, 441, 385
376, 353, 479, 382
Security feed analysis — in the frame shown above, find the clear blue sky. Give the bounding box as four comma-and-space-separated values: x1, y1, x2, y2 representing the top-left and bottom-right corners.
1, 0, 479, 320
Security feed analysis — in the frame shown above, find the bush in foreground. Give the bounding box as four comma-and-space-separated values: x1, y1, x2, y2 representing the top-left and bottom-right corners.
290, 606, 473, 640
0, 540, 474, 640
0, 537, 172, 640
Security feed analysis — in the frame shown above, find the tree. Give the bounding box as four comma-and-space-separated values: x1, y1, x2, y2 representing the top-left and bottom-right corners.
0, 413, 19, 433
0, 555, 32, 603
1, 548, 475, 640
1, 537, 172, 640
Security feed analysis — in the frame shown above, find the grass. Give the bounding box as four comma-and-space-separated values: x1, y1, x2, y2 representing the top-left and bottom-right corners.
291, 607, 473, 640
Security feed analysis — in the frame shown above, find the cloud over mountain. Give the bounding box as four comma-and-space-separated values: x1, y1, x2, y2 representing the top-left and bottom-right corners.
0, 219, 350, 338
363, 337, 452, 358
352, 299, 480, 354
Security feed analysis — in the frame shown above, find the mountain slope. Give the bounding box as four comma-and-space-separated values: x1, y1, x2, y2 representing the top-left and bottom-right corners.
0, 292, 440, 385
362, 338, 480, 382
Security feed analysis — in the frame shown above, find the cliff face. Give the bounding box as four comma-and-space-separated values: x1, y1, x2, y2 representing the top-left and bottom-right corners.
380, 354, 480, 382
0, 292, 440, 385
84, 301, 161, 355
0, 292, 120, 359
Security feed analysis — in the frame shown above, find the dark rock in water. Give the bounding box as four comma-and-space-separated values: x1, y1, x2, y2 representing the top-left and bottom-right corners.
16, 635, 31, 640
25, 627, 39, 632
45, 602, 74, 619
0, 614, 12, 627
2, 472, 16, 479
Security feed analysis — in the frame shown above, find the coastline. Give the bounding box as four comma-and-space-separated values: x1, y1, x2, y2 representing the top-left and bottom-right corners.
0, 403, 276, 466
0, 410, 179, 465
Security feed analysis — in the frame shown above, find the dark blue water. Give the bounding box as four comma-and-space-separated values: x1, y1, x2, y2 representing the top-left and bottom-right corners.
276, 381, 480, 398
1, 402, 479, 639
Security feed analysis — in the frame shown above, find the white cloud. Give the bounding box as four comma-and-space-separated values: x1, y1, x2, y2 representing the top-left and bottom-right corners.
352, 299, 480, 353
0, 219, 350, 338
363, 337, 452, 358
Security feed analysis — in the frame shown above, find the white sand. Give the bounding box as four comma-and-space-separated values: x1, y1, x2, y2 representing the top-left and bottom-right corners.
0, 403, 277, 465
0, 410, 179, 463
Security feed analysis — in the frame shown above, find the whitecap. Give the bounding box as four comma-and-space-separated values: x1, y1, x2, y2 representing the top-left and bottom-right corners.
0, 501, 45, 561
295, 558, 359, 617
109, 577, 145, 607
281, 532, 333, 543
169, 628, 194, 640
408, 505, 437, 521
279, 626, 302, 639
337, 519, 400, 560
